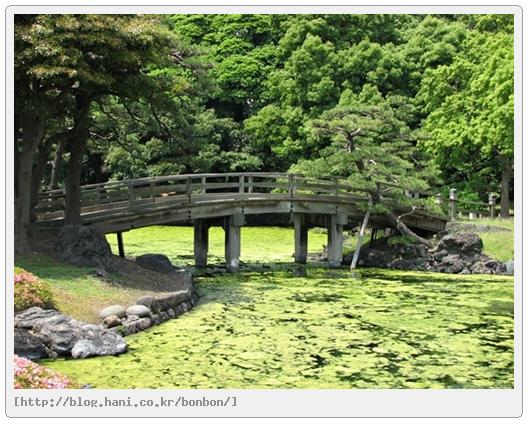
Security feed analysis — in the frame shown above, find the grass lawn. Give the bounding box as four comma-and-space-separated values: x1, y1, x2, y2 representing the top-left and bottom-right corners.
14, 254, 174, 323
106, 225, 330, 266
457, 218, 514, 262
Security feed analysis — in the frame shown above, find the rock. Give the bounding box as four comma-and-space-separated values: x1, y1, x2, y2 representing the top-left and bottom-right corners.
102, 315, 122, 329
94, 268, 109, 279
438, 254, 465, 274
71, 332, 127, 359
100, 305, 126, 319
503, 260, 514, 275
135, 254, 174, 275
126, 304, 151, 318
14, 307, 127, 358
459, 268, 470, 275
55, 225, 115, 271
14, 328, 53, 360
136, 291, 191, 313
167, 308, 175, 318
122, 317, 152, 335
435, 232, 483, 256
151, 313, 162, 326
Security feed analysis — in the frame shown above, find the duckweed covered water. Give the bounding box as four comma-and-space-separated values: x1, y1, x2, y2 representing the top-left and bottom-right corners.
46, 268, 513, 389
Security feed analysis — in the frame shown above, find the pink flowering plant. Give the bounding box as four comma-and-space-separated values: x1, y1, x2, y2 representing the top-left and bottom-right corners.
14, 267, 55, 312
14, 355, 77, 389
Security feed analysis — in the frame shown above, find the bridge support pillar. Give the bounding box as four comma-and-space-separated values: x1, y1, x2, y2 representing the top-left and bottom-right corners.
194, 219, 211, 268
224, 214, 244, 272
293, 213, 308, 264
116, 232, 125, 258
327, 214, 346, 268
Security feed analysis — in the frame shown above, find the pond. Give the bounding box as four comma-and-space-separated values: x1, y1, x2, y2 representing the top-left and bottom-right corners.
45, 267, 513, 389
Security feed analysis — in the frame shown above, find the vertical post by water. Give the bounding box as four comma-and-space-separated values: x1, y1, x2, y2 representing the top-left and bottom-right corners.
488, 193, 496, 219
116, 232, 125, 258
239, 175, 245, 194
449, 189, 457, 220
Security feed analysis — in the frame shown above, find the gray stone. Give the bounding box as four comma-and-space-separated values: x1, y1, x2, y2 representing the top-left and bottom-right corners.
459, 268, 470, 275
102, 315, 122, 328
135, 254, 174, 275
126, 304, 151, 318
167, 308, 175, 319
55, 225, 115, 271
71, 333, 127, 359
503, 260, 514, 275
436, 232, 483, 256
151, 313, 162, 326
14, 328, 53, 360
122, 317, 152, 335
136, 291, 190, 313
438, 254, 465, 274
14, 307, 127, 358
100, 305, 126, 319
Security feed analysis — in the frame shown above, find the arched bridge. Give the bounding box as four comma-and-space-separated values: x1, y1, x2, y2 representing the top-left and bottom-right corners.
36, 172, 449, 271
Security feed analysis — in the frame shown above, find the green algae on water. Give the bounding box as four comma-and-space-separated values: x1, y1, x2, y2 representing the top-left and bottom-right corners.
44, 268, 513, 389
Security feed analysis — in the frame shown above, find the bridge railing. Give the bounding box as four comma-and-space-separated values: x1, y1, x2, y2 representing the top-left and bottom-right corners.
35, 172, 453, 222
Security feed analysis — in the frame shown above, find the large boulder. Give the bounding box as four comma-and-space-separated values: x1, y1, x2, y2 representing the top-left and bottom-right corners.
71, 334, 127, 359
14, 328, 52, 360
14, 307, 127, 359
435, 232, 483, 256
135, 254, 174, 275
56, 225, 115, 271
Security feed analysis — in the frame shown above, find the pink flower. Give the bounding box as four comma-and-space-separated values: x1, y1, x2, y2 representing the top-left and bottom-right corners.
13, 355, 75, 389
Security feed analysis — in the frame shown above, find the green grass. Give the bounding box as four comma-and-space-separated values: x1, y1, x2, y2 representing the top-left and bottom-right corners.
45, 268, 513, 389
15, 254, 166, 323
106, 225, 329, 266
457, 218, 514, 262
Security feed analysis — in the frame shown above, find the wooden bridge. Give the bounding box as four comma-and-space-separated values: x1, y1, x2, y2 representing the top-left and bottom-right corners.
36, 172, 451, 271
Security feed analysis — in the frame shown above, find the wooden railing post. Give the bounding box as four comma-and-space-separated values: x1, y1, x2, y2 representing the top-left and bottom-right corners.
201, 176, 207, 194
449, 188, 457, 220
239, 175, 245, 194
288, 174, 294, 198
248, 175, 253, 193
127, 181, 134, 209
488, 193, 496, 219
186, 176, 192, 204
150, 180, 155, 203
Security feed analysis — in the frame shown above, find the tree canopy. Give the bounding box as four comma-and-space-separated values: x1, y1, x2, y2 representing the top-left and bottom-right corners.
13, 13, 515, 249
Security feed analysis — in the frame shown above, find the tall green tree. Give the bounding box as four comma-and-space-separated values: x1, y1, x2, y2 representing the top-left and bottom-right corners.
292, 86, 440, 245
419, 16, 513, 217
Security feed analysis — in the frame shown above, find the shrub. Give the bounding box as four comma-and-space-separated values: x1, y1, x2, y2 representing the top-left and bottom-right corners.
14, 355, 77, 389
14, 268, 55, 312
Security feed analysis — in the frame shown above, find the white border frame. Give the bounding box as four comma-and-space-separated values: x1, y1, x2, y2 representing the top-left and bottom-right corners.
2, 1, 524, 418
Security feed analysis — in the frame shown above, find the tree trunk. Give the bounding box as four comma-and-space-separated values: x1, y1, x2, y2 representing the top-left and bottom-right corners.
384, 209, 433, 248
64, 128, 89, 225
350, 201, 372, 270
49, 135, 66, 190
15, 113, 45, 252
64, 92, 93, 225
499, 155, 512, 218
30, 138, 55, 223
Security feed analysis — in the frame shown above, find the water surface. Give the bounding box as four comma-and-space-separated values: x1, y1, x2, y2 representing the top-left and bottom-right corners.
46, 268, 513, 389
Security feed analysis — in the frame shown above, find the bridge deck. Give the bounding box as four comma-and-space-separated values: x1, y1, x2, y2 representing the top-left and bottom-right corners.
35, 172, 449, 234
